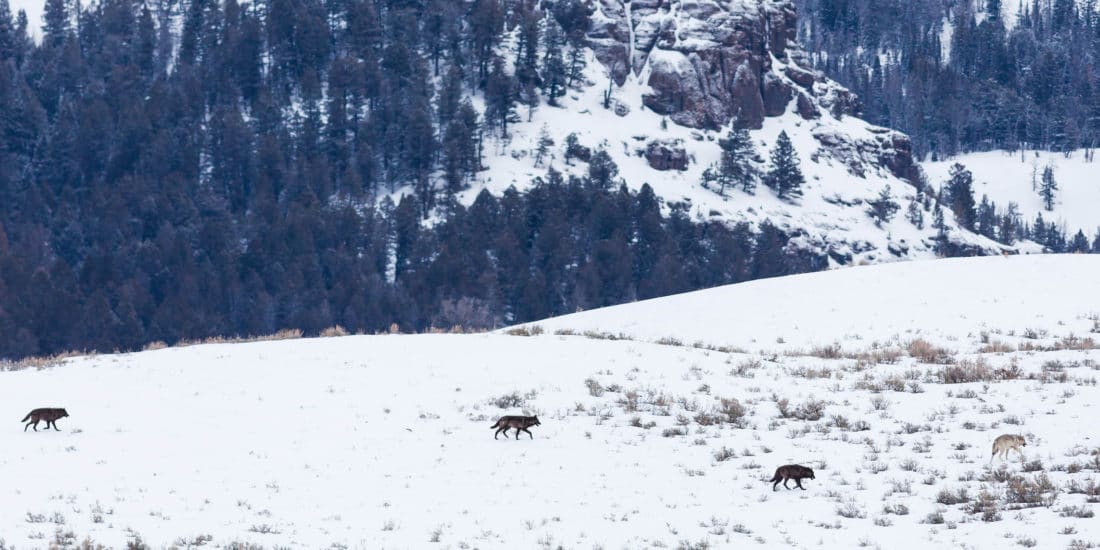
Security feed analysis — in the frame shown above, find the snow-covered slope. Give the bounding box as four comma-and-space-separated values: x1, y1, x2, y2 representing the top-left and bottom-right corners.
530, 254, 1100, 350
924, 149, 1100, 240
3, 255, 1099, 548
446, 0, 1006, 265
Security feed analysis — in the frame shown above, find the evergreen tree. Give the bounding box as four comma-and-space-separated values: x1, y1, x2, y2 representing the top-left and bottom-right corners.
717, 126, 757, 195
867, 185, 900, 226
42, 0, 69, 46
906, 195, 925, 229
946, 163, 977, 231
977, 195, 998, 239
764, 131, 804, 200
484, 56, 516, 137
1039, 164, 1058, 211
1093, 228, 1100, 252
1069, 229, 1091, 252
541, 18, 567, 104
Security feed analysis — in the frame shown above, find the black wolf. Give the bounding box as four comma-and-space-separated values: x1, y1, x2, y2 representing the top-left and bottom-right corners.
490, 415, 541, 440
22, 408, 69, 432
767, 464, 815, 491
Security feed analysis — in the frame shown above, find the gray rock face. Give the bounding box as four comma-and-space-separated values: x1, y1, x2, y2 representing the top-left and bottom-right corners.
644, 139, 689, 171
585, 0, 920, 183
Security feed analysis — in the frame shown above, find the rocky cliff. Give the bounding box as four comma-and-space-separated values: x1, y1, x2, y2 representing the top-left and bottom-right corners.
585, 0, 920, 184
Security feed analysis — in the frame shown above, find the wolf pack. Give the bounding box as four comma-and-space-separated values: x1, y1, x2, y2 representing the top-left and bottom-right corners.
21, 408, 1030, 492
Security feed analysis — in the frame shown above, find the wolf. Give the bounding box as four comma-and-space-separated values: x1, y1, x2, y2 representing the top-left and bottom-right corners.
22, 408, 69, 432
990, 434, 1027, 463
767, 464, 815, 491
490, 415, 541, 440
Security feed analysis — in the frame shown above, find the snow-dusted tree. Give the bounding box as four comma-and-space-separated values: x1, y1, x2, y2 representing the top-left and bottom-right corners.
764, 131, 804, 200
1039, 164, 1058, 211
977, 195, 997, 239
906, 194, 925, 229
534, 125, 553, 166
1069, 230, 1091, 252
717, 125, 758, 195
946, 163, 977, 230
867, 185, 900, 226
541, 18, 567, 105
999, 202, 1021, 245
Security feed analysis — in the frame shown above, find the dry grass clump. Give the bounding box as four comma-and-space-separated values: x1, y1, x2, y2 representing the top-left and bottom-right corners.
0, 350, 87, 371
320, 325, 350, 337
504, 325, 544, 337
776, 397, 826, 421
908, 338, 954, 364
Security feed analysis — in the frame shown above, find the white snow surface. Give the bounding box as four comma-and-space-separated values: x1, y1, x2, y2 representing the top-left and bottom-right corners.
441, 45, 1001, 265
3, 255, 1100, 548
924, 149, 1100, 239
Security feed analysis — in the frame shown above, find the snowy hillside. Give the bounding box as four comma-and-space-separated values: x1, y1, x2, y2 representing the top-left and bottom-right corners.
924, 150, 1100, 241
442, 0, 1007, 265
3, 255, 1100, 548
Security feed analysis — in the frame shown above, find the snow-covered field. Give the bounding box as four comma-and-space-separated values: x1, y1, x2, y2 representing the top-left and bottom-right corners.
3, 255, 1100, 549
924, 150, 1100, 240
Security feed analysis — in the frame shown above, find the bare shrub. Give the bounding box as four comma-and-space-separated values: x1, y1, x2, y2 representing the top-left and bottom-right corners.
908, 339, 953, 363
505, 325, 543, 337
776, 397, 825, 421
936, 486, 970, 505
713, 447, 737, 462
836, 502, 866, 519
940, 358, 994, 383
1060, 505, 1095, 518
1004, 474, 1058, 508
584, 379, 605, 397
662, 426, 688, 438
967, 489, 1002, 521
320, 325, 349, 337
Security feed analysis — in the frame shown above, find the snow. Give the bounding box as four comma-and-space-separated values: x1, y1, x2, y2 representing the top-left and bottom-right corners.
456, 46, 1001, 266
10, 0, 42, 38
3, 255, 1100, 547
923, 149, 1100, 239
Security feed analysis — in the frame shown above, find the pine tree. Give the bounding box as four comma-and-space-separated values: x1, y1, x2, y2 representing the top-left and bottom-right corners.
541, 18, 567, 105
1093, 228, 1100, 253
717, 126, 757, 195
977, 195, 998, 239
533, 125, 553, 166
906, 194, 925, 229
999, 202, 1021, 245
42, 0, 69, 46
484, 56, 516, 137
1069, 230, 1091, 252
764, 131, 804, 200
946, 163, 977, 230
587, 148, 619, 190
1039, 164, 1058, 211
867, 185, 900, 226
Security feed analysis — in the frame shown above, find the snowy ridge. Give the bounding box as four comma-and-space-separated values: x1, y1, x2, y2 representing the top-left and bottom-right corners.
456, 53, 1002, 266
2, 255, 1100, 547
924, 149, 1100, 241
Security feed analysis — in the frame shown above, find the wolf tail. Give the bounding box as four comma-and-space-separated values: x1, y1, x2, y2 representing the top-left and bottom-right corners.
20, 412, 31, 422
767, 471, 781, 483
489, 419, 501, 429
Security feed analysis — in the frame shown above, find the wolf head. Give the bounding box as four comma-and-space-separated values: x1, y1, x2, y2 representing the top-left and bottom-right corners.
530, 415, 541, 426
806, 468, 815, 479
60, 409, 69, 417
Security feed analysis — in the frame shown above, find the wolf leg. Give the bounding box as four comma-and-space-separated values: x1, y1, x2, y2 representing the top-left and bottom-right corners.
495, 428, 506, 440
796, 479, 806, 490
522, 428, 533, 439
783, 478, 791, 489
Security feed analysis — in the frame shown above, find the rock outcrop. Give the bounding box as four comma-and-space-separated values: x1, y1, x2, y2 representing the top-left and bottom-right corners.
586, 0, 920, 183
643, 139, 689, 171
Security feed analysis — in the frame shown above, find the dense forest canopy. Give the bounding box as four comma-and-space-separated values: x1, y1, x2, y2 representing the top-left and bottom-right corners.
0, 0, 828, 359
796, 0, 1100, 158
